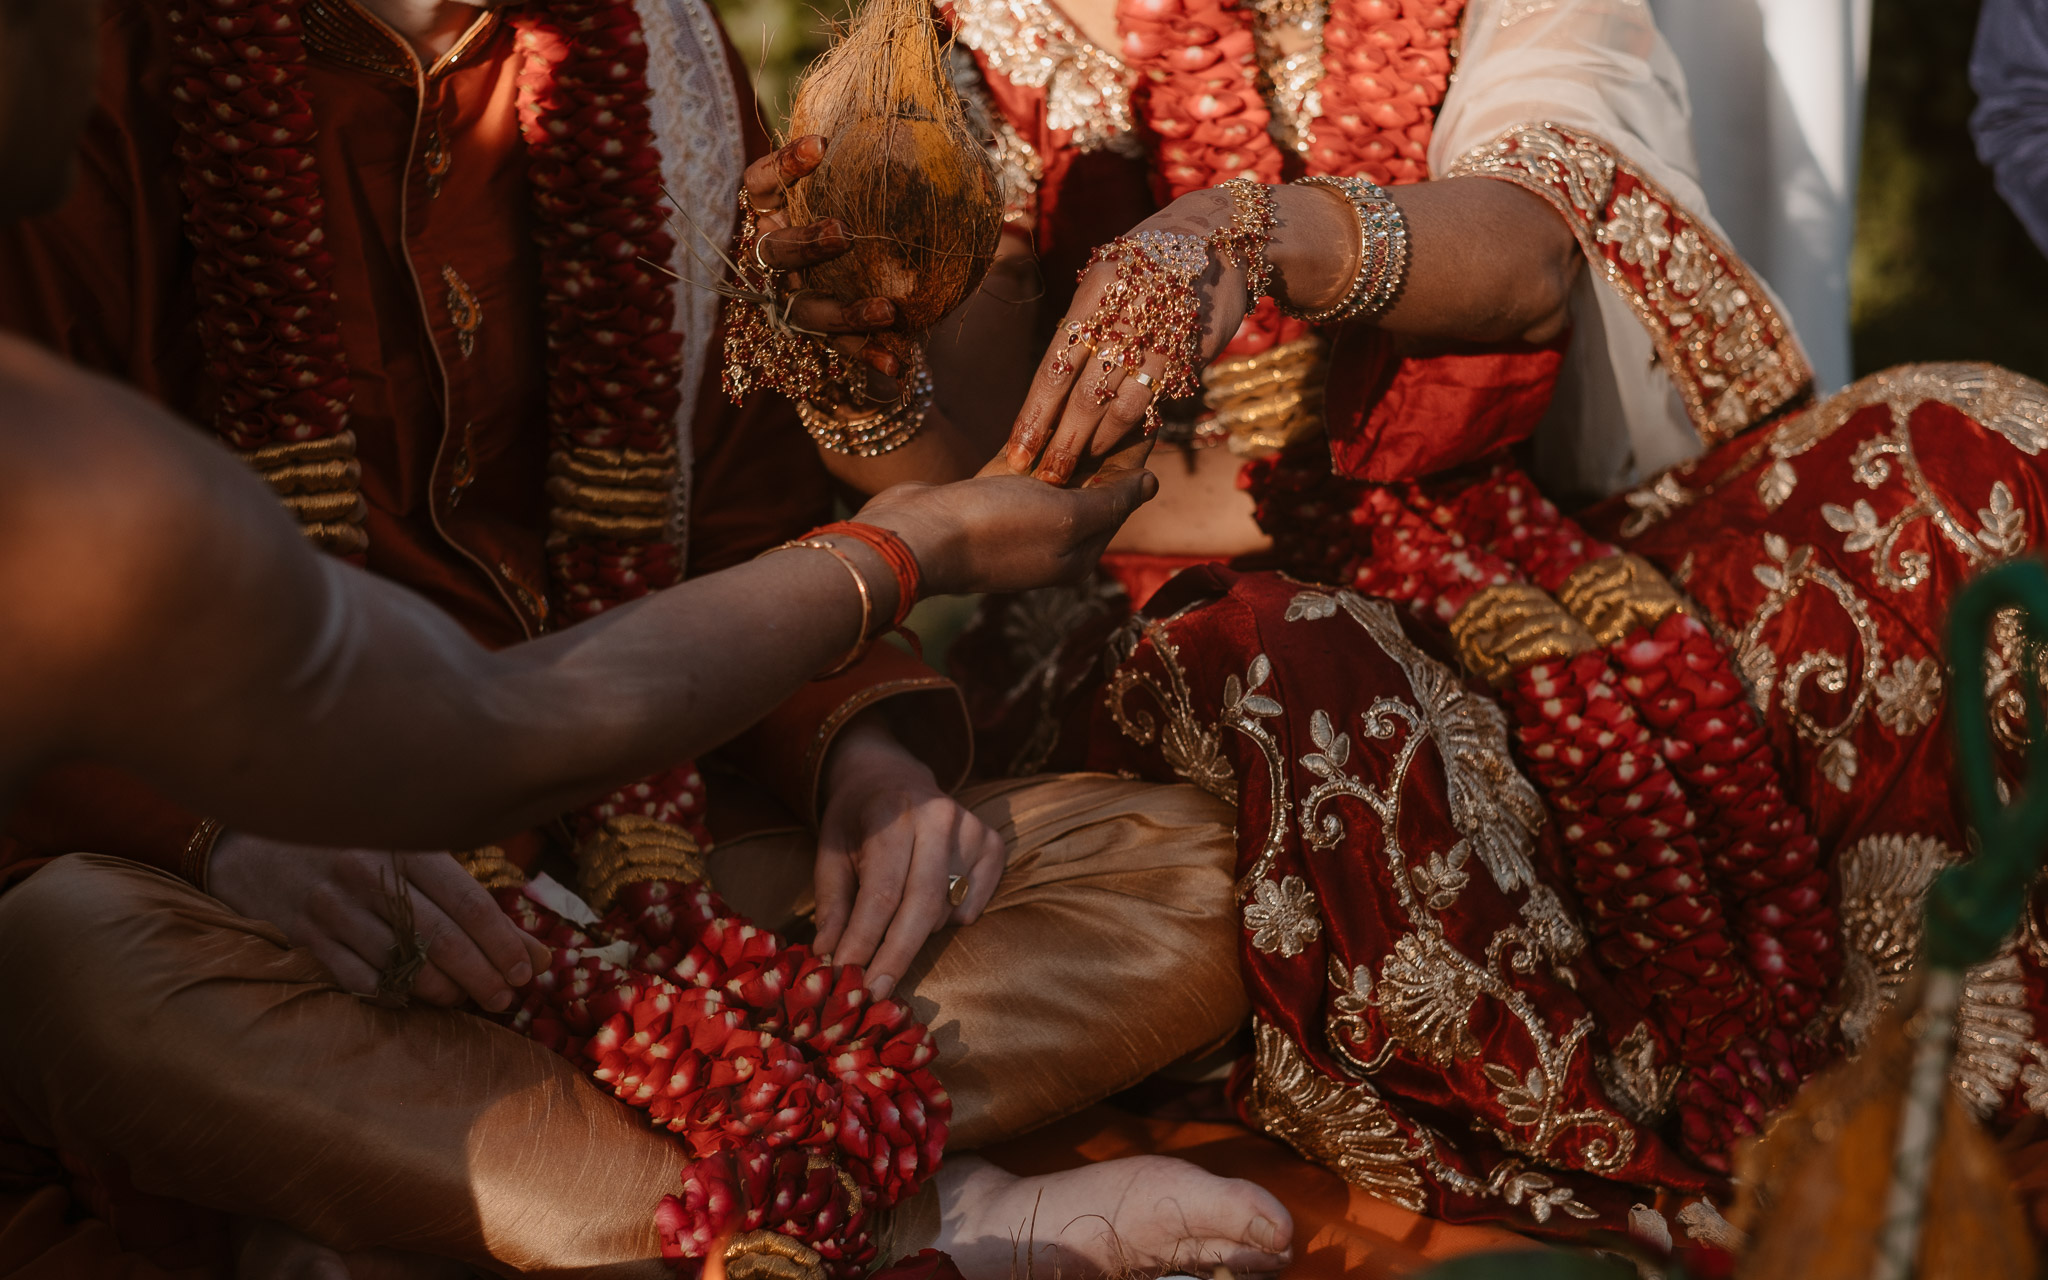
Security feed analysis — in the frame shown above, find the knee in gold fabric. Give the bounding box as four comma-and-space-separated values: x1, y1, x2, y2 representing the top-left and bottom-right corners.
901, 775, 1248, 1149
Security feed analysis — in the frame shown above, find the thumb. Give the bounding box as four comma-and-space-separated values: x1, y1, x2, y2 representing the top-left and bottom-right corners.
1076, 466, 1159, 528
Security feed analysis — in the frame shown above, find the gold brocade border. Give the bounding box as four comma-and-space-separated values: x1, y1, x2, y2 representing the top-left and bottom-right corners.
1556, 554, 1685, 649
1447, 122, 1813, 449
723, 1231, 825, 1280
1447, 582, 1596, 686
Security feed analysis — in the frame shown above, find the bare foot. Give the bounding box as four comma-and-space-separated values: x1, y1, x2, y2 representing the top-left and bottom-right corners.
934, 1155, 1294, 1280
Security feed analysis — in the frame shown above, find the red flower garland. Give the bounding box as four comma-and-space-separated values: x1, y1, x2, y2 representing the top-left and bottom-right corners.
165, 0, 351, 451
1112, 0, 1462, 358
1428, 470, 1838, 1065
500, 877, 949, 1275
166, 0, 708, 842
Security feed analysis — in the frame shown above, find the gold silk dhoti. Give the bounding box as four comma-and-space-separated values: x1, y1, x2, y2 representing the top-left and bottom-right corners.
0, 775, 1243, 1273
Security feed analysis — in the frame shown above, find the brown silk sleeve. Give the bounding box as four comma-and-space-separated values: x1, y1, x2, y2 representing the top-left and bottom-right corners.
0, 764, 210, 885
716, 643, 971, 828
0, 0, 196, 401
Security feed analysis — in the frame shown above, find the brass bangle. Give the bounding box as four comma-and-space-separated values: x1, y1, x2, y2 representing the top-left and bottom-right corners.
761, 537, 874, 677
1284, 174, 1409, 324
180, 818, 227, 893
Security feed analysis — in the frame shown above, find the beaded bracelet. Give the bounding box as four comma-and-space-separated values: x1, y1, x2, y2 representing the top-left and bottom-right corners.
796, 359, 937, 459
1213, 174, 1278, 304
1284, 174, 1410, 325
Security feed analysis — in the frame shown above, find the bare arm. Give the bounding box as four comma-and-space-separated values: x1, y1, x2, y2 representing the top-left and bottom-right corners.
1002, 175, 1581, 482
0, 337, 1152, 850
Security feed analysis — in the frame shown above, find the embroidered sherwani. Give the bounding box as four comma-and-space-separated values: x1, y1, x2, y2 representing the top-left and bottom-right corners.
942, 0, 2048, 1248
0, 1, 1251, 1272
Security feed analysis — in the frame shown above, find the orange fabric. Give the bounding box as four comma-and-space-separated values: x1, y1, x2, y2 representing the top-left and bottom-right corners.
986, 1107, 1536, 1278
0, 0, 970, 871
1321, 328, 1568, 483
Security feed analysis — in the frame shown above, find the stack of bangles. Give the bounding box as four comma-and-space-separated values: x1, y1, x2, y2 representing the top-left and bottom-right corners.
1278, 173, 1409, 324
796, 355, 937, 458
760, 521, 923, 677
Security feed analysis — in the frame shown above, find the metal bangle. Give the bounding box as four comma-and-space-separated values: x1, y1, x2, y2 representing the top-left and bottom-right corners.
797, 360, 937, 459
1281, 174, 1410, 325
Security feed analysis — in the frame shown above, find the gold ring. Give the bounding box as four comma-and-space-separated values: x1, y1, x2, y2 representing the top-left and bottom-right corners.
754, 234, 775, 276
1133, 371, 1154, 388
947, 875, 969, 908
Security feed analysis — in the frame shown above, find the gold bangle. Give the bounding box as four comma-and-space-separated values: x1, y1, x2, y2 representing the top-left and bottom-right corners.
797, 359, 935, 458
761, 537, 873, 677
180, 818, 226, 893
1284, 174, 1409, 324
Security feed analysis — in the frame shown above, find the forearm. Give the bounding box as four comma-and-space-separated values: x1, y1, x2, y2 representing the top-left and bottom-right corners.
1150, 176, 1580, 345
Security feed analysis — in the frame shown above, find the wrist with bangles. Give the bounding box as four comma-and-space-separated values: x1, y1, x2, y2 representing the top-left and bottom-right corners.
760, 521, 924, 677
1278, 173, 1410, 324
796, 350, 936, 458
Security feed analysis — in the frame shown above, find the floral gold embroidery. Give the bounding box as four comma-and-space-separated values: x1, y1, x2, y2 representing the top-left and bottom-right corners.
1742, 534, 1882, 790
946, 0, 1137, 153
1103, 623, 1239, 803
1595, 1022, 1678, 1125
1619, 470, 1697, 537
1448, 123, 1811, 447
1247, 1019, 1427, 1211
1377, 932, 1484, 1066
1871, 655, 1943, 736
1245, 874, 1322, 958
442, 264, 482, 359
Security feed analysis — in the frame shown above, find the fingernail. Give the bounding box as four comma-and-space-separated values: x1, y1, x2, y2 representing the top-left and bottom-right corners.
869, 974, 897, 1000
508, 962, 533, 987
1253, 1219, 1288, 1251
860, 300, 894, 325
802, 134, 825, 158
487, 989, 514, 1013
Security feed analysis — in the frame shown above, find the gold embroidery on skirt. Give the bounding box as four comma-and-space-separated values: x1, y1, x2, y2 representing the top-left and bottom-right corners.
1103, 622, 1239, 803
1247, 1020, 1428, 1211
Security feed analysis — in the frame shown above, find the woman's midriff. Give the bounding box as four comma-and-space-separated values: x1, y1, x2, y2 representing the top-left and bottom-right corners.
1107, 443, 1272, 557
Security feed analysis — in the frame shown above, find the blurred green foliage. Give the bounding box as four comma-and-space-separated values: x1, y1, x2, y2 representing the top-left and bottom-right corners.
714, 0, 854, 135
1853, 0, 2048, 381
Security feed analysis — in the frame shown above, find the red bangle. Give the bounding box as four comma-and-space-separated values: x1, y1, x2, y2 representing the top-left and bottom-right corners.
808, 521, 922, 628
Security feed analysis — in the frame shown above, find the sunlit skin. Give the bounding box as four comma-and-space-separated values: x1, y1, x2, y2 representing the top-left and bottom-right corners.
834, 0, 1582, 560
0, 4, 1300, 1276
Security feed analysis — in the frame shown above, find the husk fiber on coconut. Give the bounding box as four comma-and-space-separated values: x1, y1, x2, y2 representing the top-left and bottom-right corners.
785, 0, 1004, 362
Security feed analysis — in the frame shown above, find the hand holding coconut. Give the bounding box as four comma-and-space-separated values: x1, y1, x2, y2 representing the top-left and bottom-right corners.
722, 0, 1004, 430
1002, 177, 1396, 486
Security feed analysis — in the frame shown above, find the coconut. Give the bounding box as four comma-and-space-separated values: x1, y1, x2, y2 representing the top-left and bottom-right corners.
785, 0, 1004, 361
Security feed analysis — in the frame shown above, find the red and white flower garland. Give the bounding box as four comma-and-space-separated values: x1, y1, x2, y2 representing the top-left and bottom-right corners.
499, 876, 949, 1275
165, 0, 707, 840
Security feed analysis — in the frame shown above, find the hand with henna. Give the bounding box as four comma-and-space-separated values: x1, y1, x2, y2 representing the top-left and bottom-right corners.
999, 176, 1582, 484
744, 134, 907, 389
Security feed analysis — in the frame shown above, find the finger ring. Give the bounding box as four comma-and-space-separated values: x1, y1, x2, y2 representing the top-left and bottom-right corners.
1133, 371, 1154, 388
947, 874, 969, 908
753, 234, 775, 276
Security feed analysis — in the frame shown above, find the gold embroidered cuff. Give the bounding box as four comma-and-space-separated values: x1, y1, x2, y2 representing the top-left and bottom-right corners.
455, 846, 528, 892
724, 1231, 825, 1280
1557, 553, 1686, 648
574, 815, 708, 912
1448, 583, 1597, 685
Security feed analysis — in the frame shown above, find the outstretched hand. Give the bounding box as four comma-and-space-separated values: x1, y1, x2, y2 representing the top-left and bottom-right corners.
999, 188, 1253, 485
744, 135, 905, 383
853, 461, 1158, 597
